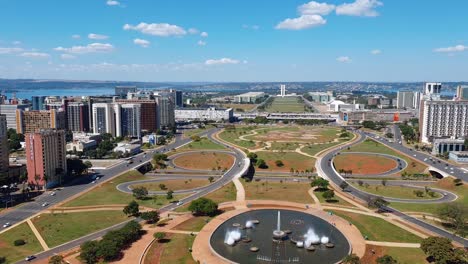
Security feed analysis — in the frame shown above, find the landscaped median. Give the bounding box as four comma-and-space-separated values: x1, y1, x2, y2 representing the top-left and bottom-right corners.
0, 222, 42, 263
242, 179, 314, 204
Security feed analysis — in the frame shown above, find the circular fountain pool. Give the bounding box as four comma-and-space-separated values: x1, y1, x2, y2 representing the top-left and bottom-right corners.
210, 209, 351, 264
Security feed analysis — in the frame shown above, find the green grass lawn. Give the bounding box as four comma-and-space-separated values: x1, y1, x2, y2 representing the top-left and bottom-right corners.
173, 216, 212, 232
175, 183, 237, 212
302, 141, 344, 156
255, 151, 315, 172
0, 223, 42, 263
182, 125, 214, 138
269, 142, 301, 151
330, 210, 422, 243
351, 183, 442, 200
243, 180, 313, 204
62, 170, 184, 208
31, 211, 129, 248
385, 247, 428, 264
179, 137, 226, 150
218, 126, 258, 149
156, 234, 196, 264
344, 139, 427, 175
313, 189, 355, 207
265, 97, 306, 113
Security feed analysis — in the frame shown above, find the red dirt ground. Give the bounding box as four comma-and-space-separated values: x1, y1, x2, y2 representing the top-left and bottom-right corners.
334, 154, 397, 175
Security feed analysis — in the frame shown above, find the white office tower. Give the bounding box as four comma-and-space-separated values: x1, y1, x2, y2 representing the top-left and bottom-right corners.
92, 103, 115, 136
117, 104, 141, 138
279, 85, 286, 97
420, 100, 468, 143
156, 96, 175, 129
396, 91, 422, 109
423, 82, 442, 101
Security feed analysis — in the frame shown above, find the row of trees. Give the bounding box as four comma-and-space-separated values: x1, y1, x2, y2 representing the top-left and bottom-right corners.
79, 221, 143, 263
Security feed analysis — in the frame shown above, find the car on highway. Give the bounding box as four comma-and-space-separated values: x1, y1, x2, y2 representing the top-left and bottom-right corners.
25, 255, 36, 261
42, 202, 49, 207
176, 201, 183, 206
50, 192, 56, 196
2, 222, 11, 228
293, 179, 299, 182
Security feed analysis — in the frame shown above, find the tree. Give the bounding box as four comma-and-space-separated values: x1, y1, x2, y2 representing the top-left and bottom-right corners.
342, 254, 361, 264
376, 255, 397, 264
48, 255, 64, 264
123, 201, 140, 216
413, 190, 424, 197
368, 197, 389, 210
421, 237, 468, 264
190, 135, 201, 142
247, 152, 258, 163
322, 190, 335, 201
385, 133, 394, 139
159, 183, 167, 190
362, 121, 376, 130
357, 180, 364, 187
80, 240, 99, 264
0, 257, 5, 264
84, 161, 93, 173
437, 203, 467, 237
340, 181, 349, 191
256, 159, 268, 169
154, 232, 166, 242
453, 178, 463, 186
188, 197, 218, 216
140, 210, 160, 224
275, 160, 284, 167
311, 178, 329, 191
166, 190, 174, 200
208, 176, 214, 183
132, 186, 148, 200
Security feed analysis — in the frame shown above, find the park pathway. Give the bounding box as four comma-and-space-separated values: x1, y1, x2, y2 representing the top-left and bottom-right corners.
27, 219, 50, 251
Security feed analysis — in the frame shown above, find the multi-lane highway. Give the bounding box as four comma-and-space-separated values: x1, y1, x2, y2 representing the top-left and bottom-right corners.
318, 130, 468, 247
6, 128, 248, 263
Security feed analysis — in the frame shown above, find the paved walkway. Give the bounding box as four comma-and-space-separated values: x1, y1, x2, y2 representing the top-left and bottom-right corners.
365, 241, 421, 248
27, 219, 50, 250
308, 187, 322, 209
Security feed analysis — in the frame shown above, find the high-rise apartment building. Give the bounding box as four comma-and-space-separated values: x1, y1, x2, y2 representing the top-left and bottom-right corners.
156, 96, 175, 129
420, 100, 468, 143
92, 103, 141, 138
115, 99, 158, 132
16, 109, 66, 134
25, 129, 67, 188
175, 90, 183, 107
0, 115, 9, 174
423, 82, 442, 101
0, 104, 29, 130
67, 102, 90, 132
456, 85, 468, 101
92, 103, 115, 135
396, 91, 421, 109
31, 96, 46, 110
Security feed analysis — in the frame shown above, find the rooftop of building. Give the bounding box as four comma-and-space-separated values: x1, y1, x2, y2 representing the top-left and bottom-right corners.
450, 151, 468, 157
235, 92, 265, 97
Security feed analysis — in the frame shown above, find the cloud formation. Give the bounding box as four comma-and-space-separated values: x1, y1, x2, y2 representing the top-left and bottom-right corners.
123, 22, 187, 37
133, 38, 150, 48
0, 47, 24, 54
54, 43, 114, 54
106, 0, 120, 6
434, 45, 467, 53
197, 40, 207, 46
72, 34, 81, 39
88, 33, 109, 40
336, 56, 351, 63
205, 58, 240, 65
20, 52, 50, 58
200, 32, 208, 37
299, 1, 336, 15
371, 49, 382, 55
60, 54, 76, 60
336, 0, 383, 17
276, 15, 326, 30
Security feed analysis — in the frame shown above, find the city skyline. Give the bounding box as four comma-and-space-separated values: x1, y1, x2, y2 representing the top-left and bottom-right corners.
0, 0, 467, 82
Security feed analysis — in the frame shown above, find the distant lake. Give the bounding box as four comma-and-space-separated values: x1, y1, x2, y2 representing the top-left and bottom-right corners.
3, 87, 116, 100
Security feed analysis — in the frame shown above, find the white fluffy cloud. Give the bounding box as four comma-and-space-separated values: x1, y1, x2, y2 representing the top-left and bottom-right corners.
0, 47, 24, 54
106, 0, 120, 6
88, 33, 109, 40
371, 49, 382, 55
133, 38, 150, 48
54, 43, 114, 54
72, 34, 81, 39
205, 58, 240, 65
20, 52, 50, 58
60, 54, 76, 60
434, 45, 467, 53
123, 22, 187, 37
299, 1, 336, 15
200, 32, 208, 37
336, 56, 351, 63
336, 0, 383, 17
188, 28, 199, 35
276, 15, 326, 30
197, 40, 207, 46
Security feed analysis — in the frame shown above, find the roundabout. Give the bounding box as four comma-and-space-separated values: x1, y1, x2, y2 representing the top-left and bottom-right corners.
333, 152, 407, 177
168, 150, 236, 171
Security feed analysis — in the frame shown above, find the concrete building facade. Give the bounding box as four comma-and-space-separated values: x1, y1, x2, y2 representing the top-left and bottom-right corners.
396, 91, 421, 109
234, 92, 265, 103
67, 102, 90, 132
26, 130, 67, 189
0, 104, 29, 130
0, 115, 9, 174
16, 109, 66, 134
175, 107, 233, 122
156, 96, 175, 128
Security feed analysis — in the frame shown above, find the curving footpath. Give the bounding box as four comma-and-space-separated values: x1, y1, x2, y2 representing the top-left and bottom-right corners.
317, 130, 468, 247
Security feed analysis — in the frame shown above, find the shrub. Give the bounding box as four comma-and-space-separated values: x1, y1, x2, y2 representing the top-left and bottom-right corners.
13, 239, 26, 246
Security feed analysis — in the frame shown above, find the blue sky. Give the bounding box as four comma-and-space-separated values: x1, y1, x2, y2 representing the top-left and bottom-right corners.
0, 0, 467, 82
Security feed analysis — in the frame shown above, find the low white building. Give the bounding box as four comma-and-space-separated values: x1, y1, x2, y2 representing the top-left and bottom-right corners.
142, 134, 165, 145
449, 152, 468, 163
113, 143, 141, 155
234, 92, 265, 103
175, 107, 233, 122
328, 100, 363, 112
66, 133, 101, 152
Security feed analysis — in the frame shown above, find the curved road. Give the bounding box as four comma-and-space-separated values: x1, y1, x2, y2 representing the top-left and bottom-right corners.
318, 130, 468, 246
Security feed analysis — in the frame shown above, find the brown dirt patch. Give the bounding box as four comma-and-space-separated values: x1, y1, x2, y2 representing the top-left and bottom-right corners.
144, 234, 173, 264
132, 179, 210, 191
173, 152, 234, 171
360, 245, 385, 264
334, 154, 397, 175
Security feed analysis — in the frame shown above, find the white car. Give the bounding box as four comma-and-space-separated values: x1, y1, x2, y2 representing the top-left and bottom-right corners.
50, 192, 56, 196
176, 201, 183, 206
41, 202, 49, 207
413, 154, 417, 157
2, 222, 11, 228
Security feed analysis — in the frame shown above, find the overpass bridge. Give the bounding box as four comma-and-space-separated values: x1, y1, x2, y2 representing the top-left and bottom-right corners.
234, 112, 338, 121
